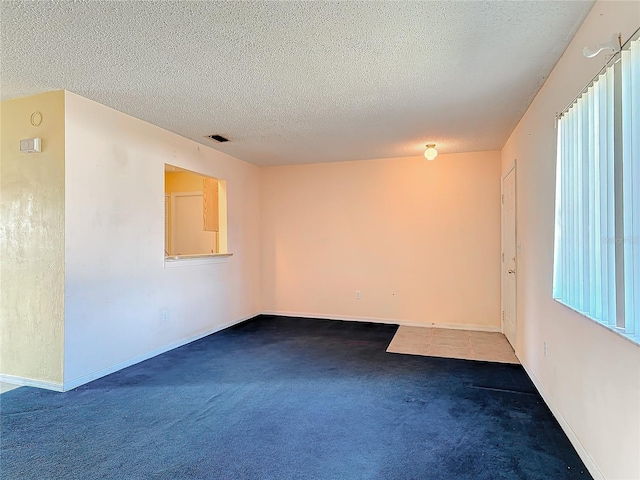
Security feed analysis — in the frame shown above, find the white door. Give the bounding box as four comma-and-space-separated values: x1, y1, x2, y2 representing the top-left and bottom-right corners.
172, 193, 216, 255
502, 167, 517, 348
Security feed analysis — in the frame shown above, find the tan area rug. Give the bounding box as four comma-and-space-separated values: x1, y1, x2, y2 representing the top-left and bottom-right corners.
387, 326, 519, 364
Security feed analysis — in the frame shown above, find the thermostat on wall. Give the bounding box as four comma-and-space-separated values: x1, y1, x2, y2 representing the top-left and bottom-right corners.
20, 137, 41, 153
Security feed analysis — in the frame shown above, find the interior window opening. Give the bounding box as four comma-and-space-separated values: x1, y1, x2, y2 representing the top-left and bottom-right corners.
164, 164, 228, 258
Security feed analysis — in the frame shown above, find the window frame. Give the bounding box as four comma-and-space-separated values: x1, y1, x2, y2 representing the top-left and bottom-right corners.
553, 30, 640, 346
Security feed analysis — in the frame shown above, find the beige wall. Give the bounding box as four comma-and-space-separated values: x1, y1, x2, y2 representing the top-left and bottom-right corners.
501, 1, 640, 479
165, 170, 205, 193
0, 91, 65, 386
261, 151, 502, 329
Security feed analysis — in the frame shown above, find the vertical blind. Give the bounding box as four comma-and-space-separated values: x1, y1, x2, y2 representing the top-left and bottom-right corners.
554, 36, 639, 344
621, 38, 639, 338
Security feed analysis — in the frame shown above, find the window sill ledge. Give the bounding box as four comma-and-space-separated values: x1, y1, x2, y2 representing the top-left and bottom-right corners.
164, 253, 233, 268
553, 298, 639, 347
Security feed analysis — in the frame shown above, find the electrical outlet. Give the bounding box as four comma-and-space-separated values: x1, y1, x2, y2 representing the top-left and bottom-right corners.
355, 290, 361, 300
543, 341, 548, 357
160, 308, 169, 323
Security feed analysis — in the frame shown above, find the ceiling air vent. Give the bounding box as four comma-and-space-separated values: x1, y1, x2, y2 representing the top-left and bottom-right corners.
207, 134, 229, 143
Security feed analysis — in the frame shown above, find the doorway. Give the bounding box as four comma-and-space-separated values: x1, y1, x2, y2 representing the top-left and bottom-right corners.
502, 164, 517, 349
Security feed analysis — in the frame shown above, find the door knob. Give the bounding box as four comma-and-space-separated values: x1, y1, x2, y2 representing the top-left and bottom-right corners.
508, 269, 516, 275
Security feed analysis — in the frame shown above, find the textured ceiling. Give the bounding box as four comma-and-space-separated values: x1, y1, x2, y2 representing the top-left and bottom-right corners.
1, 1, 594, 166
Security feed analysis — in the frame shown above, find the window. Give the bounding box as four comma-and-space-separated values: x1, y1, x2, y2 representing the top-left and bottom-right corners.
164, 164, 228, 258
553, 33, 639, 344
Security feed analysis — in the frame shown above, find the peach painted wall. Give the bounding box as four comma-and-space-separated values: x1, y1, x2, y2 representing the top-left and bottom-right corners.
261, 151, 502, 330
63, 91, 261, 389
500, 1, 640, 478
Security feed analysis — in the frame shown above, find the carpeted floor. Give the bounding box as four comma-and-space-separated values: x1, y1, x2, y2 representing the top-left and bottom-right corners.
0, 315, 591, 479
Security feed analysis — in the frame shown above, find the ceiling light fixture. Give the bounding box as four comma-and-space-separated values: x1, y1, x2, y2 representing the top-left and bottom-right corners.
424, 144, 438, 161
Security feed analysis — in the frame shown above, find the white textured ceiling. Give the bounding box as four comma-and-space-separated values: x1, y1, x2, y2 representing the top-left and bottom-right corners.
1, 1, 594, 166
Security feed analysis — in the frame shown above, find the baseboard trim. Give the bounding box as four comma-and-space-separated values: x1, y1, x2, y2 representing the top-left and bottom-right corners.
0, 373, 64, 392
7, 311, 499, 392
518, 360, 603, 480
261, 310, 501, 333
62, 312, 260, 392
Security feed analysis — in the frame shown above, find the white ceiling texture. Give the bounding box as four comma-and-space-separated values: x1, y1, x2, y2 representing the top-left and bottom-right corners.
1, 1, 594, 166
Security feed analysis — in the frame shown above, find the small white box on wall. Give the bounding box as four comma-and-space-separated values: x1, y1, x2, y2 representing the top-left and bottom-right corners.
20, 137, 41, 153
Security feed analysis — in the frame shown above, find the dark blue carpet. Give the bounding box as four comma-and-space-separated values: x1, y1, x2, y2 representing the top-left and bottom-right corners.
1, 316, 591, 479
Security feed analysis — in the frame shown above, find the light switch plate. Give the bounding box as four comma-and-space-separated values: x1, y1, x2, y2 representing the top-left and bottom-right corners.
20, 138, 41, 153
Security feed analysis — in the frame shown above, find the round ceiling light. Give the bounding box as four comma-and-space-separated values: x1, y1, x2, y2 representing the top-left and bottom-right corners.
424, 144, 438, 161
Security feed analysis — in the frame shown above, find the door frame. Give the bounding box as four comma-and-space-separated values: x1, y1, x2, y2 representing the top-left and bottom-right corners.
501, 161, 517, 347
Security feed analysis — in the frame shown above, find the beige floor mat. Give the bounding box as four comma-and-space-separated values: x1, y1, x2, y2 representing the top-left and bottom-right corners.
387, 326, 519, 364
